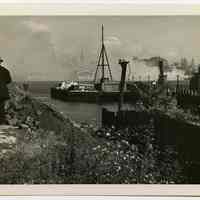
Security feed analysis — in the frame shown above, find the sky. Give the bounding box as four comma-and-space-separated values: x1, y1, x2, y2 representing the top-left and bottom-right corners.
0, 16, 200, 81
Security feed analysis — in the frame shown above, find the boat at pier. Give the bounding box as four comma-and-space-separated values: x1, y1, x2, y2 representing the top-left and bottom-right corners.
50, 25, 139, 103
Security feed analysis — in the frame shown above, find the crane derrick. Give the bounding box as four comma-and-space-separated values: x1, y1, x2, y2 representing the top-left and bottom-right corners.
93, 25, 113, 88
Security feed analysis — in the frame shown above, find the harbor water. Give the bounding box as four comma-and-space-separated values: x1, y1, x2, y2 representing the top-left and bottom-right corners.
25, 81, 99, 126
21, 81, 141, 127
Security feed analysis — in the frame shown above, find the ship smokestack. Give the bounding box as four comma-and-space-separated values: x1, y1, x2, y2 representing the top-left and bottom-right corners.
118, 59, 129, 112
158, 59, 166, 86
159, 60, 164, 77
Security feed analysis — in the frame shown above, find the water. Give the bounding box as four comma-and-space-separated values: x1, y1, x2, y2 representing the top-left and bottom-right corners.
24, 81, 100, 126
22, 81, 138, 126
40, 97, 99, 125
19, 80, 189, 125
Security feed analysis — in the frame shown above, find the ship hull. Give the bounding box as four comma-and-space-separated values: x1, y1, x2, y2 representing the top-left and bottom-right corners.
50, 87, 139, 103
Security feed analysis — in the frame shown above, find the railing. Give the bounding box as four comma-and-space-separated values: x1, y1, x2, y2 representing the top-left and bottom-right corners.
176, 87, 200, 107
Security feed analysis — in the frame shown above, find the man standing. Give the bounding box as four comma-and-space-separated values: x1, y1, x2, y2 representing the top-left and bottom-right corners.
0, 57, 12, 124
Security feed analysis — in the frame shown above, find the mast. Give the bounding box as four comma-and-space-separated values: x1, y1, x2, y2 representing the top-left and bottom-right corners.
93, 24, 113, 84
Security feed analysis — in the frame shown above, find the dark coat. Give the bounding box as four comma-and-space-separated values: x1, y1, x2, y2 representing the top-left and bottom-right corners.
0, 66, 12, 100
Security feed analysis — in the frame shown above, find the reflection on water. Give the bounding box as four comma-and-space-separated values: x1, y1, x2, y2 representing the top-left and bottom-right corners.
38, 96, 136, 127
27, 81, 136, 126
37, 96, 99, 126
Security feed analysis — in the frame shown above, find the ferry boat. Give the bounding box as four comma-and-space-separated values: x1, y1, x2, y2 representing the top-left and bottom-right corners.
50, 25, 139, 103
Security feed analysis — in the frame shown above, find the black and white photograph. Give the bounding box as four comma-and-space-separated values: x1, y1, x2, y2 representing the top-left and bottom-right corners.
0, 15, 200, 184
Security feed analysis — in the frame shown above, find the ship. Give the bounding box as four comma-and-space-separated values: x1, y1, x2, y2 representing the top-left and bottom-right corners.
50, 25, 139, 103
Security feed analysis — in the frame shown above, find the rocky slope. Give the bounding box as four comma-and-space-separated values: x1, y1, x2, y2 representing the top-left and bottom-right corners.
0, 83, 184, 184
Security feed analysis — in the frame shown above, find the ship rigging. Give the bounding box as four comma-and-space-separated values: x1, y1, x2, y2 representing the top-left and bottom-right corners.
93, 24, 113, 87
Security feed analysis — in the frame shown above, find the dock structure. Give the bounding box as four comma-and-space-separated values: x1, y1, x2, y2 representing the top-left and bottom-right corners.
190, 65, 200, 94
175, 66, 200, 107
93, 24, 113, 88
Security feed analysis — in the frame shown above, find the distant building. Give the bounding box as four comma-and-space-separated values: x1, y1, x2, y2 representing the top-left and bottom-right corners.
166, 66, 188, 81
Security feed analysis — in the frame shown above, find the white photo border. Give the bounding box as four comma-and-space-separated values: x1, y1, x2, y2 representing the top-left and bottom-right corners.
0, 1, 199, 196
